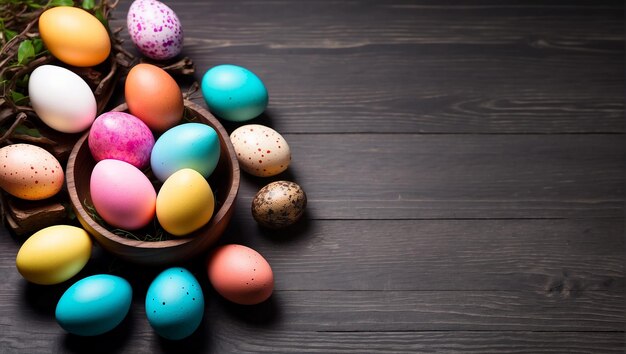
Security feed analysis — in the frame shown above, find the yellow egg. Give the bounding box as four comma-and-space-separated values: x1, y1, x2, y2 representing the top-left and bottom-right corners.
156, 169, 215, 236
39, 6, 111, 67
16, 225, 92, 285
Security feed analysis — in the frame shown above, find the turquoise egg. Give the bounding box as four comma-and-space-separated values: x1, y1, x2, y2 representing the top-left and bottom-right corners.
146, 267, 204, 340
55, 274, 132, 336
201, 64, 268, 122
150, 123, 220, 182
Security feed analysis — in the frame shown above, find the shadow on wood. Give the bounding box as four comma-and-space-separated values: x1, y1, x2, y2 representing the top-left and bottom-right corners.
63, 311, 135, 354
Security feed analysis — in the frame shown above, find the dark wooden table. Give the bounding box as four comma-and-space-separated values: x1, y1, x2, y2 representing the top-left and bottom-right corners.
1, 0, 624, 352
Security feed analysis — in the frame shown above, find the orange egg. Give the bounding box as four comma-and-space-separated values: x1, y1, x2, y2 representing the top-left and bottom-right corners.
125, 64, 184, 133
39, 6, 111, 67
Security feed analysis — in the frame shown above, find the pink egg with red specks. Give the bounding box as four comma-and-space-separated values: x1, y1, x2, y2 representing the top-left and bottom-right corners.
88, 111, 155, 169
127, 0, 183, 60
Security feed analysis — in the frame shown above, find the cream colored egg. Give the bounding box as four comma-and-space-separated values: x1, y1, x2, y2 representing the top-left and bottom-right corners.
229, 124, 291, 177
0, 144, 64, 200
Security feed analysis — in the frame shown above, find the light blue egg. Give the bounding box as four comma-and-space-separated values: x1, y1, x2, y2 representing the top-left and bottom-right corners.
145, 267, 204, 340
201, 64, 268, 122
55, 274, 132, 336
150, 123, 220, 182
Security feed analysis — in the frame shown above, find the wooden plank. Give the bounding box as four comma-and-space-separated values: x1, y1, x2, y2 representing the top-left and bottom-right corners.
180, 48, 624, 134
1, 320, 624, 354
0, 289, 622, 334
182, 48, 623, 134
153, 0, 623, 48
205, 290, 625, 332
1, 219, 622, 292
1, 326, 624, 353
181, 330, 626, 354
223, 217, 624, 291
112, 1, 624, 133
234, 134, 624, 219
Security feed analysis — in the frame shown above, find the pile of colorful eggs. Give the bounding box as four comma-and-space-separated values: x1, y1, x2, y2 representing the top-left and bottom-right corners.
2, 0, 307, 341
90, 62, 221, 236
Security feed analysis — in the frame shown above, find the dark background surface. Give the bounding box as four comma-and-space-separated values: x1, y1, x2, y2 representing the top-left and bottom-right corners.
1, 0, 624, 352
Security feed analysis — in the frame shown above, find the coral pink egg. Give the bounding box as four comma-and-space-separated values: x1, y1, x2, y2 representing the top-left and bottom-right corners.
207, 244, 274, 305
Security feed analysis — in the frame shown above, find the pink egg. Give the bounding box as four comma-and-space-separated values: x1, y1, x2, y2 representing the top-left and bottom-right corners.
90, 159, 156, 230
88, 112, 155, 169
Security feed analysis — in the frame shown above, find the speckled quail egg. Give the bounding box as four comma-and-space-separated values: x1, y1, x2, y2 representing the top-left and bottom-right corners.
251, 181, 307, 229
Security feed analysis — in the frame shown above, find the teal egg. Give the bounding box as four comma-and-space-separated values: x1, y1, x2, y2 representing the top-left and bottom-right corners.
55, 274, 132, 336
150, 123, 220, 182
201, 64, 268, 122
146, 267, 204, 340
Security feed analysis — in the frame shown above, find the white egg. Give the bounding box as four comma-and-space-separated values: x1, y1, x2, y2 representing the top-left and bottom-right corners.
230, 124, 291, 177
28, 65, 96, 133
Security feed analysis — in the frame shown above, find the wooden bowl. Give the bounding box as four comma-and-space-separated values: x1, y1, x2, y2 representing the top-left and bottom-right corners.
66, 100, 240, 265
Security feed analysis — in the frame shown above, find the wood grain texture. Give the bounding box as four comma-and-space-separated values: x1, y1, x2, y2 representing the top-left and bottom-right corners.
1, 330, 624, 354
223, 217, 625, 292
167, 331, 626, 354
1, 219, 622, 292
1, 310, 624, 353
234, 134, 624, 219
111, 0, 624, 133
0, 0, 624, 353
1, 284, 622, 332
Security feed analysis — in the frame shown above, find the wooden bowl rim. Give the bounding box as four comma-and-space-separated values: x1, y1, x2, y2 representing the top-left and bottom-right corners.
66, 99, 240, 250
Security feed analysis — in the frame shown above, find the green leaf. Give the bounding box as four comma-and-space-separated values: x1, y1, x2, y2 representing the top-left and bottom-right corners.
61, 202, 76, 220
32, 38, 44, 54
94, 8, 107, 28
16, 74, 29, 89
28, 4, 44, 9
81, 0, 95, 10
3, 29, 17, 42
13, 124, 41, 138
10, 90, 26, 104
49, 0, 74, 7
17, 40, 35, 65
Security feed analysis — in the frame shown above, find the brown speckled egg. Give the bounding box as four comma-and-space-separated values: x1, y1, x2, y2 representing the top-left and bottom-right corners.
230, 124, 291, 177
0, 144, 64, 200
252, 181, 307, 229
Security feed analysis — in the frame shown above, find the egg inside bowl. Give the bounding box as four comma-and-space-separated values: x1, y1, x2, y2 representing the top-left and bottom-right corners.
66, 100, 240, 265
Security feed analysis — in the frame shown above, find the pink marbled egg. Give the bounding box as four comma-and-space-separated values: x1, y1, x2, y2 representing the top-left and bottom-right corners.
88, 111, 155, 169
127, 0, 183, 60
